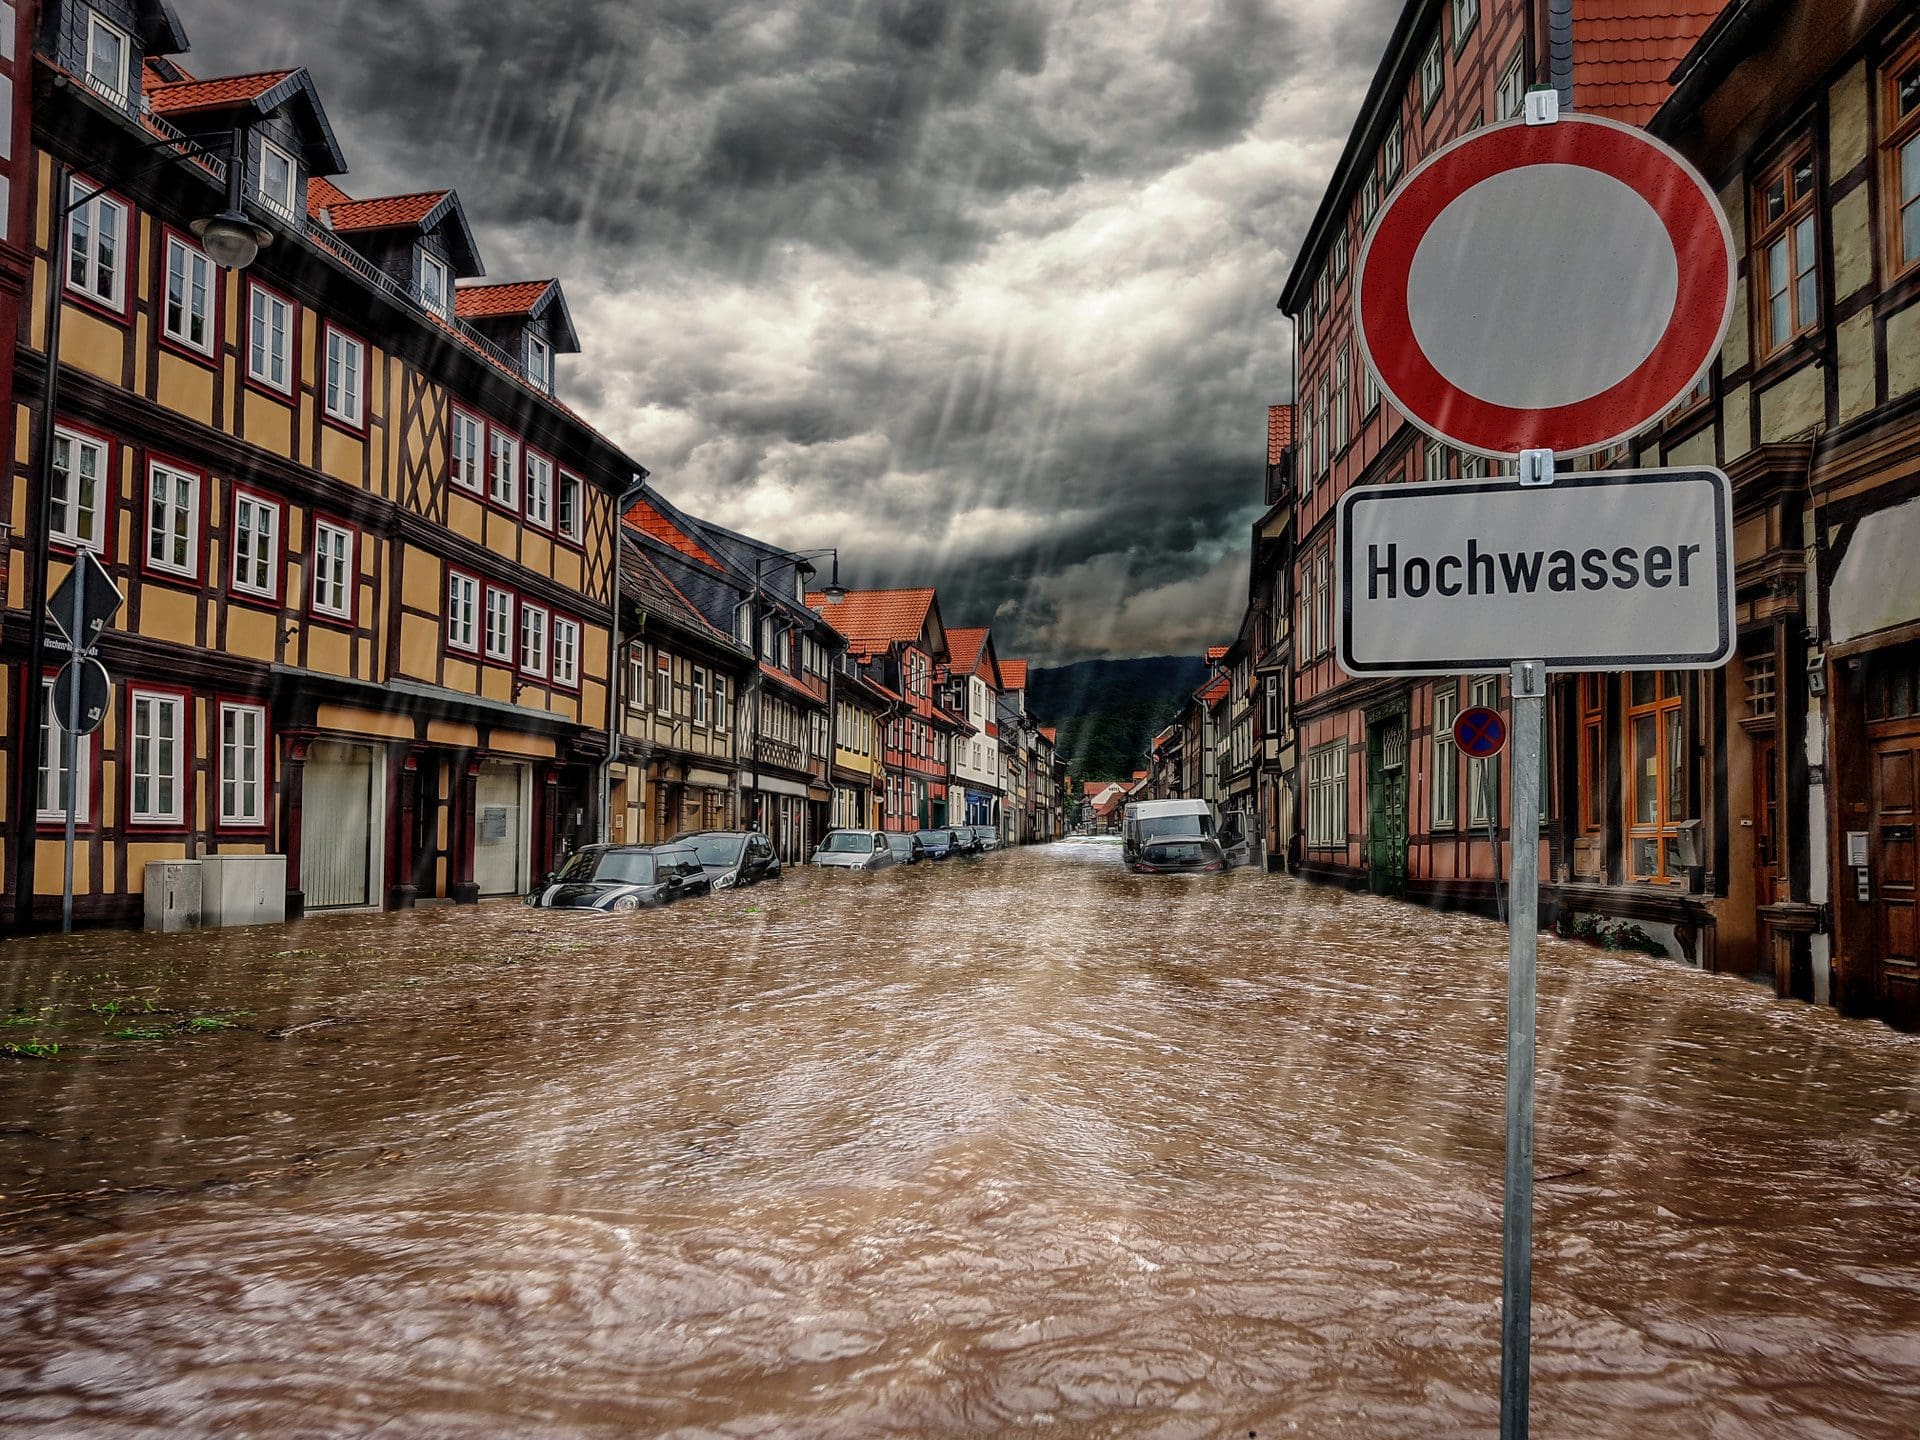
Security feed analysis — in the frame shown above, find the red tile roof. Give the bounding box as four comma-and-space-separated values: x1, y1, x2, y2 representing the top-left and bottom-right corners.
1205, 646, 1229, 663
325, 191, 449, 233
1572, 1, 1724, 125
808, 587, 936, 648
626, 498, 723, 570
1200, 675, 1230, 705
1132, 770, 1149, 781
146, 70, 293, 116
456, 280, 556, 321
947, 627, 990, 677
1040, 726, 1057, 743
306, 175, 353, 218
1267, 404, 1295, 465
1000, 659, 1028, 691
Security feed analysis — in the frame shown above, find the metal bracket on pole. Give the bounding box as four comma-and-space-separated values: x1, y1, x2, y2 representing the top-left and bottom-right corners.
1518, 449, 1555, 487
1523, 87, 1561, 126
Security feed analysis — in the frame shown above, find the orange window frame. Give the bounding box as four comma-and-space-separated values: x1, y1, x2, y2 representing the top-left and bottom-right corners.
1577, 673, 1605, 835
1751, 141, 1819, 359
1624, 672, 1687, 882
1881, 34, 1920, 284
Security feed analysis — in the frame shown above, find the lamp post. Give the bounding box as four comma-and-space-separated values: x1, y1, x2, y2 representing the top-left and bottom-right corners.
743, 548, 844, 847
10, 127, 270, 930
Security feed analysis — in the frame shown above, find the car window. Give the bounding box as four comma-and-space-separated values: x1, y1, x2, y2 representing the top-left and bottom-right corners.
820, 832, 872, 853
873, 835, 887, 851
688, 834, 745, 867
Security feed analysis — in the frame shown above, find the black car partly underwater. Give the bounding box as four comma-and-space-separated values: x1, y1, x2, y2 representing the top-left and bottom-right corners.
525, 843, 711, 912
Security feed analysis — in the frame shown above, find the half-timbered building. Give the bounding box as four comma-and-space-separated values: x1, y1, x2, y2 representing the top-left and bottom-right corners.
943, 626, 1003, 829
3, 1, 633, 924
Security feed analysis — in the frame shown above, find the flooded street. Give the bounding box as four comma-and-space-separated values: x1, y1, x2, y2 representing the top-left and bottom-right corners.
2, 841, 1918, 1438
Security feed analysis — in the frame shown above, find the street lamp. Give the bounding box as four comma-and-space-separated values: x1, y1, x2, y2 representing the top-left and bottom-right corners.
743, 547, 844, 843
10, 125, 269, 930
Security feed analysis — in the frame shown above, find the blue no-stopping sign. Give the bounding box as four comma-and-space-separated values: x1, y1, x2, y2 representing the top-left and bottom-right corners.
1453, 705, 1507, 759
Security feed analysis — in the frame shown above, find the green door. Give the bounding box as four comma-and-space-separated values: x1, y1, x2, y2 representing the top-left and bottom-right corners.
1368, 716, 1408, 898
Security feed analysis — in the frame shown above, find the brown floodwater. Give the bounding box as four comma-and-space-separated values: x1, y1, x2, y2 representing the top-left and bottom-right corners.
1, 840, 1917, 1438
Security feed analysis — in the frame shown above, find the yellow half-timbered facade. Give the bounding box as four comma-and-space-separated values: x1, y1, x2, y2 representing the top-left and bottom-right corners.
1, 1, 636, 924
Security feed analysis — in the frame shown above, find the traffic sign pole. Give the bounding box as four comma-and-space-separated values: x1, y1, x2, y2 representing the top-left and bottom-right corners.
61, 561, 86, 935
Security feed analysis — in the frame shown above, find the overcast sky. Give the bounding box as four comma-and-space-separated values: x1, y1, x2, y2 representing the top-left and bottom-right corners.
189, 0, 1395, 664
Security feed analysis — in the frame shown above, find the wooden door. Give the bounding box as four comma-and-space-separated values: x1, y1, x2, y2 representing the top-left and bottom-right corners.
1871, 733, 1920, 1029
1368, 718, 1407, 898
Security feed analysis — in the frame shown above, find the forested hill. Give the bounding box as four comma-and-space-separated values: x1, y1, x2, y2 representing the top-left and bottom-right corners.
1026, 657, 1209, 781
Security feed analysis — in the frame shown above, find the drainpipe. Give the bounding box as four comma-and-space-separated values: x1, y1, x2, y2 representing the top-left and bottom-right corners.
601, 474, 649, 843
1547, 0, 1574, 110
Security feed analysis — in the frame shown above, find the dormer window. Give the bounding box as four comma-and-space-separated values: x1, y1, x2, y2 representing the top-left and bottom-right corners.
84, 12, 129, 104
526, 333, 554, 393
419, 251, 451, 317
256, 137, 298, 219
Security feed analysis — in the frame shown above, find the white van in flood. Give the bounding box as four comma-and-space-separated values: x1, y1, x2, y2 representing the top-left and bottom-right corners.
1123, 800, 1227, 874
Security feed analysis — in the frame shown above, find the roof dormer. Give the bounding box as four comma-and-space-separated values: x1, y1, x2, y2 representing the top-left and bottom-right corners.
454, 279, 581, 395
49, 0, 188, 113
143, 65, 345, 224
314, 187, 484, 319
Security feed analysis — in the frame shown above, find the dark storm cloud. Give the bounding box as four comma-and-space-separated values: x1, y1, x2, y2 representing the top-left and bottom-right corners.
185, 0, 1394, 661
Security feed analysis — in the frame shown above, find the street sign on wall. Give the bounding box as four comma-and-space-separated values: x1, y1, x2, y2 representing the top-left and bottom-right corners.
1337, 467, 1735, 676
1354, 115, 1734, 458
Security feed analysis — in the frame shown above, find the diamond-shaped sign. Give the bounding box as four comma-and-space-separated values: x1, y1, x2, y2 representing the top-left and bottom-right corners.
48, 548, 122, 653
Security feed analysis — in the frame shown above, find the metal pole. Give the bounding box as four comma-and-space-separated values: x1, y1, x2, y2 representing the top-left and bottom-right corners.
1500, 656, 1545, 1440
60, 575, 86, 934
749, 561, 764, 839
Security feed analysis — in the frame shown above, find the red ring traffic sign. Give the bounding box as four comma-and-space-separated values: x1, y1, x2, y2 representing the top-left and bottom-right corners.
1355, 115, 1733, 459
1453, 705, 1507, 760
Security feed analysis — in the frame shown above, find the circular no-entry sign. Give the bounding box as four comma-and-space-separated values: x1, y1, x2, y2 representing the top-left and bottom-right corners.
1453, 705, 1507, 760
1355, 115, 1733, 459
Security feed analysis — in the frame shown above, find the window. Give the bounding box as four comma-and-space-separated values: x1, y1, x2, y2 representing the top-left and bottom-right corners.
489, 429, 520, 508
1263, 674, 1282, 737
447, 570, 479, 652
231, 491, 281, 600
324, 327, 364, 426
713, 675, 728, 731
66, 182, 127, 310
1360, 168, 1380, 227
1313, 543, 1331, 656
693, 666, 709, 726
37, 678, 91, 823
1420, 31, 1445, 113
1315, 374, 1330, 475
1496, 45, 1526, 121
1332, 227, 1348, 283
656, 654, 673, 715
1753, 143, 1819, 358
520, 603, 548, 677
311, 520, 354, 620
1880, 39, 1920, 280
1627, 671, 1689, 881
83, 11, 127, 101
1307, 742, 1347, 847
1382, 118, 1404, 188
1466, 675, 1500, 826
1362, 358, 1379, 417
256, 137, 298, 218
551, 616, 580, 687
1331, 346, 1350, 454
129, 690, 186, 825
162, 236, 213, 354
485, 587, 514, 661
1578, 673, 1606, 834
1423, 441, 1448, 482
527, 333, 553, 392
50, 426, 107, 550
557, 472, 584, 542
145, 461, 198, 578
1432, 682, 1459, 829
419, 250, 451, 316
1300, 301, 1315, 350
247, 282, 293, 393
1460, 452, 1488, 478
219, 702, 267, 828
525, 451, 553, 528
1451, 0, 1479, 50
1297, 399, 1314, 496
450, 409, 483, 492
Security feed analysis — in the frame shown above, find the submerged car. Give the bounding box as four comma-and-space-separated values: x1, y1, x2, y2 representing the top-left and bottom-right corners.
885, 831, 928, 865
680, 830, 782, 890
914, 828, 955, 860
1131, 836, 1228, 873
1124, 800, 1227, 874
812, 829, 896, 871
526, 843, 712, 911
945, 826, 981, 856
971, 824, 1001, 852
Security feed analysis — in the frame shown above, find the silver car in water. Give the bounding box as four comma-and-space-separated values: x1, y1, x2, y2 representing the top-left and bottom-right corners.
811, 829, 896, 871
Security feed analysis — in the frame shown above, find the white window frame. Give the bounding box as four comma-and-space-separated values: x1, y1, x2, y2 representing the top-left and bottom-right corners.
1383, 118, 1404, 187
557, 471, 584, 542
1307, 742, 1347, 848
519, 601, 549, 678
447, 569, 479, 653
256, 136, 298, 218
656, 653, 673, 716
527, 332, 553, 392
1421, 30, 1445, 112
218, 701, 268, 829
145, 460, 199, 578
419, 249, 451, 316
310, 519, 354, 620
712, 675, 727, 732
551, 616, 580, 688
692, 665, 709, 726
50, 425, 108, 551
1433, 683, 1460, 830
247, 282, 294, 394
484, 587, 515, 661
450, 408, 483, 492
37, 676, 92, 823
231, 491, 281, 600
161, 235, 214, 354
66, 181, 127, 310
1496, 46, 1526, 121
524, 450, 553, 529
489, 428, 520, 508
324, 326, 365, 426
1451, 0, 1480, 50
83, 11, 127, 101
129, 690, 186, 826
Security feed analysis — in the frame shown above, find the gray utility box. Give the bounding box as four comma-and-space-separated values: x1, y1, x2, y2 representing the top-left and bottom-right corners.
199, 855, 288, 928
144, 861, 203, 932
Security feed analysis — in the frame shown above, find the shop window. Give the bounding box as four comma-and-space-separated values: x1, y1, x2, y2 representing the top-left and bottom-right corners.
1626, 671, 1688, 881
1752, 142, 1819, 358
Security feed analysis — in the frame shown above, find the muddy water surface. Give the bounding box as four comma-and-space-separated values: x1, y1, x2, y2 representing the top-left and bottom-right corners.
2, 841, 1918, 1437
